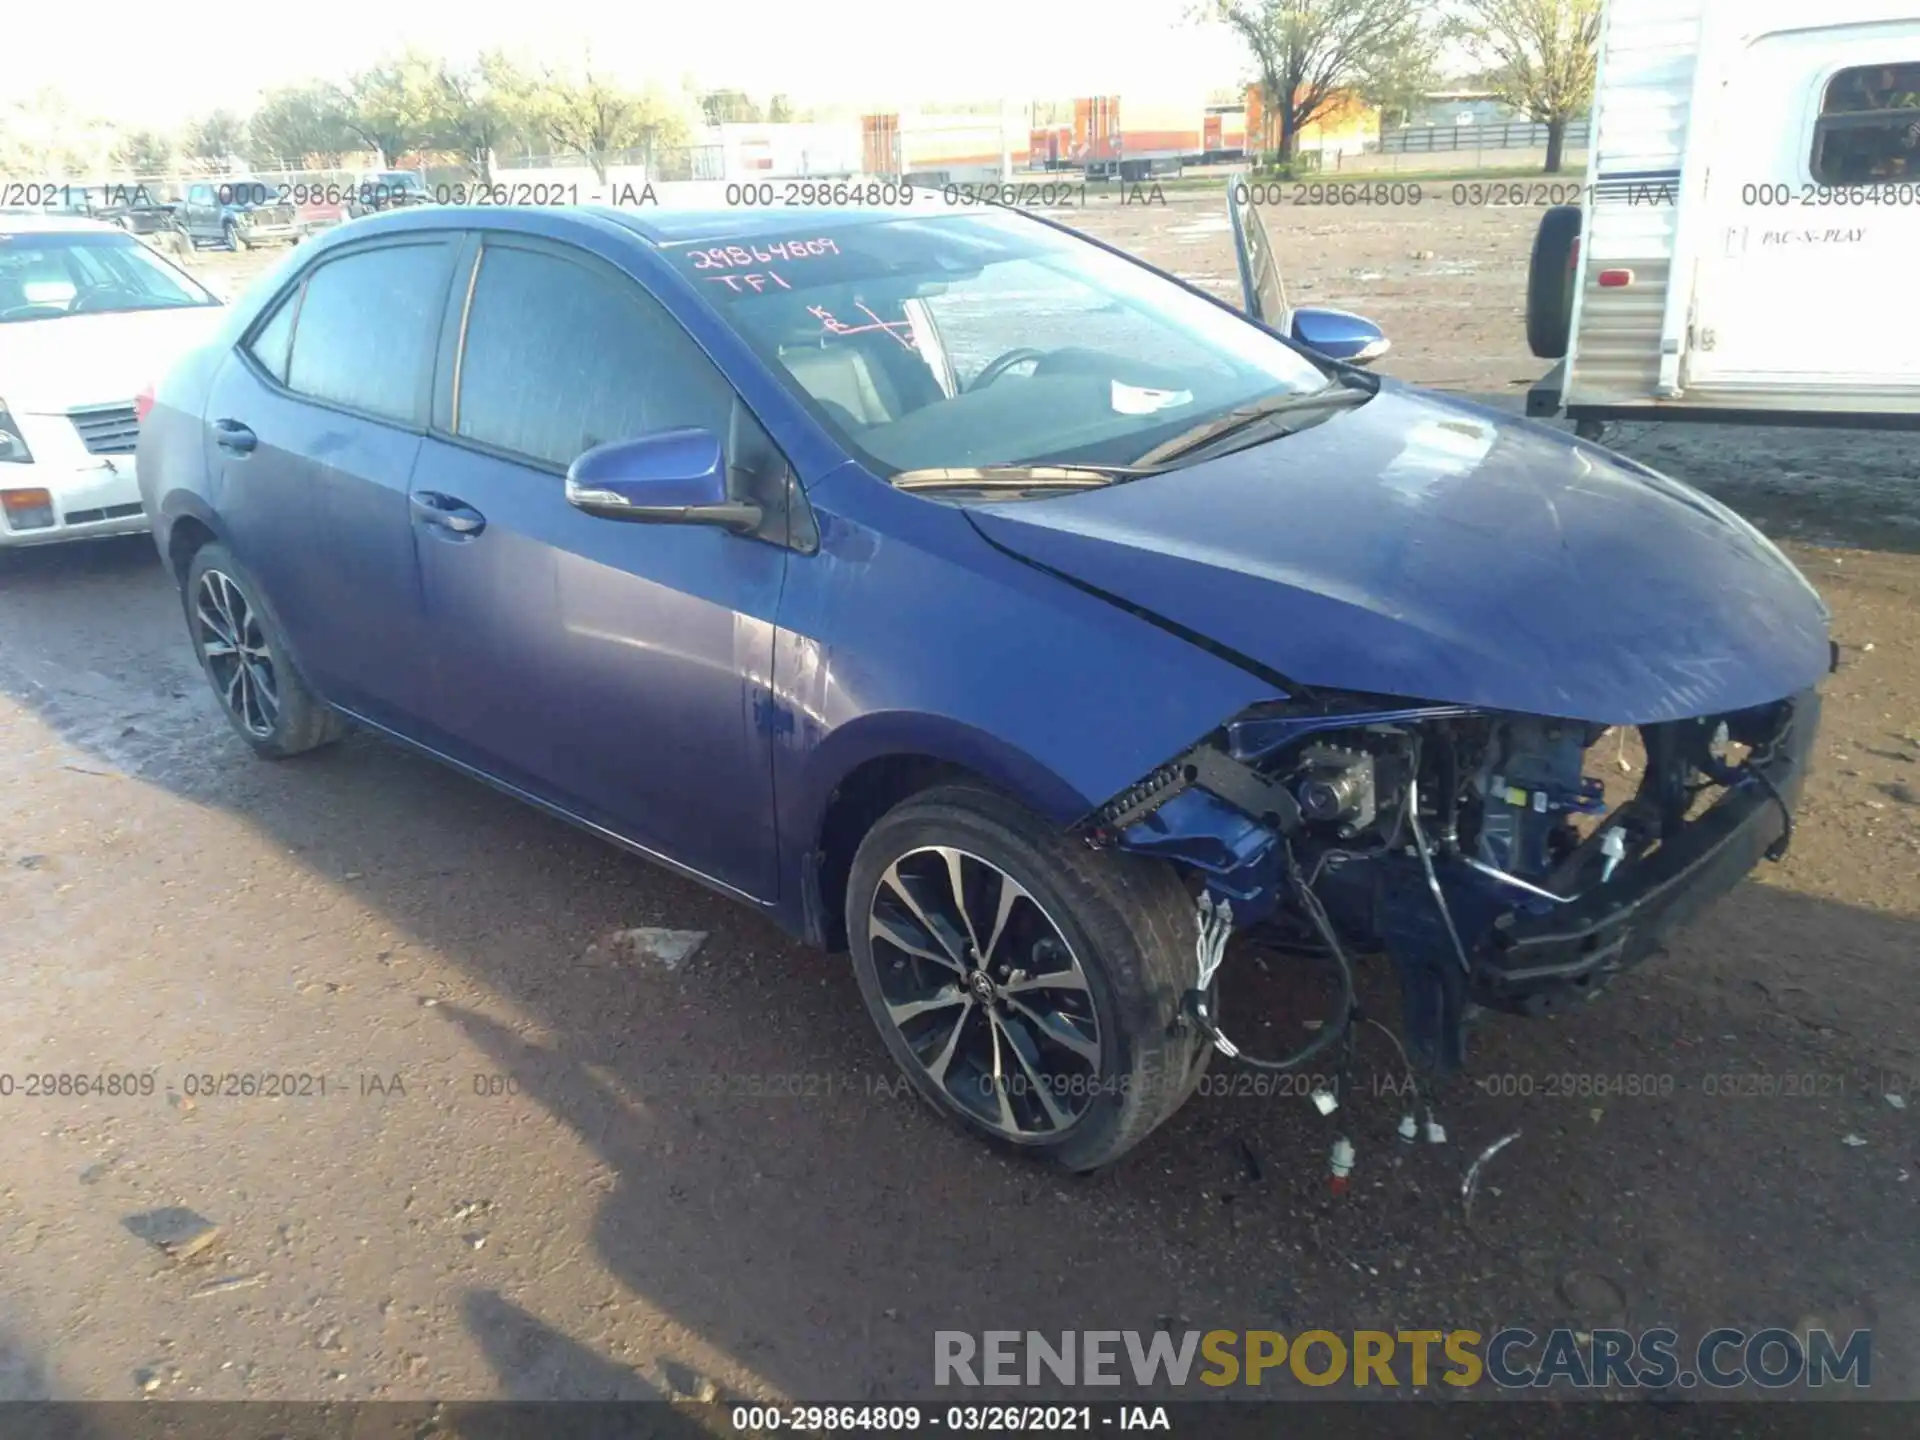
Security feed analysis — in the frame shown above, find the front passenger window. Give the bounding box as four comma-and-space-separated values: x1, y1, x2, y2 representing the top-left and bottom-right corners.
454, 242, 737, 470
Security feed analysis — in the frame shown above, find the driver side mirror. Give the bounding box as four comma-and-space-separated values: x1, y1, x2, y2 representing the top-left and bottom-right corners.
1290, 306, 1391, 367
565, 427, 764, 532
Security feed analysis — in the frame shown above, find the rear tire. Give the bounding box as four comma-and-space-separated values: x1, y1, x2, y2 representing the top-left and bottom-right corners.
1526, 205, 1583, 359
846, 782, 1209, 1172
183, 542, 346, 759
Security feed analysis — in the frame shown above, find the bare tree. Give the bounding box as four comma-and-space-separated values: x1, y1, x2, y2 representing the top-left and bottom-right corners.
1201, 0, 1439, 166
1447, 0, 1602, 173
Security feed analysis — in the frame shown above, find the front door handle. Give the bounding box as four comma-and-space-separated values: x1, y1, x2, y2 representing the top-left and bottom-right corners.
410, 491, 487, 536
212, 418, 257, 454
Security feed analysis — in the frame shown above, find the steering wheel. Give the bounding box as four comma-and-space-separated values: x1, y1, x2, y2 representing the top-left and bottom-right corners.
68, 287, 125, 314
968, 346, 1050, 391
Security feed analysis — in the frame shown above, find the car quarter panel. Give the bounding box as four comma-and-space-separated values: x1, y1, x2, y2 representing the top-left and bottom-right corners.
768, 461, 1284, 935
140, 246, 314, 567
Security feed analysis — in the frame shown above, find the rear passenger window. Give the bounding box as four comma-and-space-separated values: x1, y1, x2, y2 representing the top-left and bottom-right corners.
284, 242, 451, 425
246, 289, 298, 384
1811, 62, 1920, 182
454, 242, 735, 469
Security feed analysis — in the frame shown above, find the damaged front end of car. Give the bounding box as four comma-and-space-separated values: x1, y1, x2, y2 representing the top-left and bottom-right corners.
1083, 683, 1825, 1073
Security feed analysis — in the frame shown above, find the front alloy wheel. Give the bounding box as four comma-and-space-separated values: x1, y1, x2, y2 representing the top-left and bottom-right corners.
847, 783, 1210, 1171
870, 846, 1102, 1139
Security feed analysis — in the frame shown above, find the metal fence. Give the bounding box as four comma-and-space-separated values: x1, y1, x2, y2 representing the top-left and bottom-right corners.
1380, 118, 1592, 154
492, 145, 723, 181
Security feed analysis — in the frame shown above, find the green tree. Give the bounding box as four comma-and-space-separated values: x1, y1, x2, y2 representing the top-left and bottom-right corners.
1446, 0, 1601, 172
249, 85, 355, 169
700, 90, 764, 126
1201, 0, 1439, 165
111, 128, 175, 178
1359, 26, 1444, 130
0, 89, 114, 175
767, 93, 796, 123
433, 52, 531, 183
532, 56, 691, 181
185, 109, 250, 167
337, 52, 446, 166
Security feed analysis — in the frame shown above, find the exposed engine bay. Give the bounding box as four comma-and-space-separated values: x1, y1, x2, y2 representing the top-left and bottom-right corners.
1085, 686, 1822, 1075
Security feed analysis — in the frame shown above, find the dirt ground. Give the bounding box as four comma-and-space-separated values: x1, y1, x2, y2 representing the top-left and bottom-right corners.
1, 190, 1915, 1407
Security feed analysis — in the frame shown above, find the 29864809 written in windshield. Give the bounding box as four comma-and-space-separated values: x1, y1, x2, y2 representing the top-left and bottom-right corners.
673, 211, 1331, 478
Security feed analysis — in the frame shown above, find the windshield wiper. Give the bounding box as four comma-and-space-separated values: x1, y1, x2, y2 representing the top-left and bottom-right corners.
1133, 380, 1374, 467
891, 463, 1162, 493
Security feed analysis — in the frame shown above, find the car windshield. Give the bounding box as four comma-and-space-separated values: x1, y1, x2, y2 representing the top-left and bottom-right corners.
0, 230, 220, 321
371, 172, 424, 191
678, 209, 1335, 477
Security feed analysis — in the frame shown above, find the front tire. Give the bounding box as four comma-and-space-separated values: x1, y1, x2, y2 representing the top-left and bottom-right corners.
183, 543, 345, 759
222, 219, 247, 251
846, 783, 1208, 1172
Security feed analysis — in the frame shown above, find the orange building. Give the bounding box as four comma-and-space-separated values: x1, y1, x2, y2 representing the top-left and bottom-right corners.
1245, 84, 1379, 155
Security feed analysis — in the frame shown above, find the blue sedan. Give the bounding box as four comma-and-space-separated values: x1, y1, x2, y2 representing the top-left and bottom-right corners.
138, 188, 1832, 1170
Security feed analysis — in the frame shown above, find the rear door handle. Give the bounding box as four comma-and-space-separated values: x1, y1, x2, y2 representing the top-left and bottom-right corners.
410, 491, 487, 536
212, 418, 257, 454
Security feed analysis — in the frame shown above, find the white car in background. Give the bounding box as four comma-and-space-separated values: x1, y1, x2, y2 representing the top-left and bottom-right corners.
0, 213, 225, 547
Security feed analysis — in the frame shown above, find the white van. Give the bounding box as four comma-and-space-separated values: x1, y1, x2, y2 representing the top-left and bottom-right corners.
1526, 0, 1920, 434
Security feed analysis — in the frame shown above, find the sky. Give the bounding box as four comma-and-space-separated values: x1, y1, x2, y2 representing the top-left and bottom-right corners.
13, 0, 1257, 129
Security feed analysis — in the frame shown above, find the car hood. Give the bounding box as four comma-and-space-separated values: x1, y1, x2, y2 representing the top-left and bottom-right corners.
966, 384, 1832, 725
1, 306, 226, 413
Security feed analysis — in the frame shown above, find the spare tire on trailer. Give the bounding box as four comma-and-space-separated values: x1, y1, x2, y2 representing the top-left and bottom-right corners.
1526, 205, 1584, 359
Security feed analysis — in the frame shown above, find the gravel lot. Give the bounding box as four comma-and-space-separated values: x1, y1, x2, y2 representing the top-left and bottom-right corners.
1, 190, 1915, 1406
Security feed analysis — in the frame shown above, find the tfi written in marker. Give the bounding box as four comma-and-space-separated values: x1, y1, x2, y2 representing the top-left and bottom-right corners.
706, 271, 792, 292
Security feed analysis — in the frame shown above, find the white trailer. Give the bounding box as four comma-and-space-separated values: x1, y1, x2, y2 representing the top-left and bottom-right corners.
1527, 0, 1920, 433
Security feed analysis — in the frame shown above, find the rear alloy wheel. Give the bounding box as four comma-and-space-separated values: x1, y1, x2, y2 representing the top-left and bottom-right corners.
847, 783, 1208, 1171
184, 543, 345, 759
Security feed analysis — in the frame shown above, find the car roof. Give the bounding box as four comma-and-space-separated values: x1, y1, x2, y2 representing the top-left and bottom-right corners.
308, 201, 1035, 257
0, 212, 121, 235
579, 205, 956, 247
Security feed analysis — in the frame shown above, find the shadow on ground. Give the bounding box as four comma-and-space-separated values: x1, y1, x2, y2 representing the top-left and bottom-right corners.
2, 536, 1916, 1404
